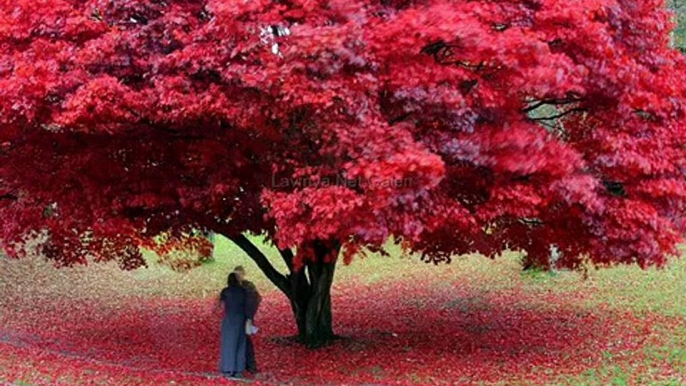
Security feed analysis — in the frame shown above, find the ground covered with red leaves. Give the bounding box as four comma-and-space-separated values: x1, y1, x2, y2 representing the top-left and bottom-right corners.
1, 243, 685, 386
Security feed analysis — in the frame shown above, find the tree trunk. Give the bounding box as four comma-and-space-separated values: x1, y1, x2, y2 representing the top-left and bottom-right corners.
288, 267, 310, 340
290, 258, 336, 347
228, 234, 339, 348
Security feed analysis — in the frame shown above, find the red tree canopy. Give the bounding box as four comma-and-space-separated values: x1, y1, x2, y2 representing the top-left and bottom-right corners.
1, 0, 686, 270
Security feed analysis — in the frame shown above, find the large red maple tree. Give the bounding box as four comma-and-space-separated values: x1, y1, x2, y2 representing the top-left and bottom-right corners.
2, 0, 686, 346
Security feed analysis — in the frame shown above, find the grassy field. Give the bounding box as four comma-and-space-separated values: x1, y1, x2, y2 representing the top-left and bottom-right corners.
0, 236, 685, 386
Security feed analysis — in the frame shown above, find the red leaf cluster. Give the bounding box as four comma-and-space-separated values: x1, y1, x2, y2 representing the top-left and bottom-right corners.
1, 0, 686, 269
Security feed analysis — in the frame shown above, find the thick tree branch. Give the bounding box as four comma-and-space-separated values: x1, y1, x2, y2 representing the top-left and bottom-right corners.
228, 234, 291, 296
278, 247, 295, 273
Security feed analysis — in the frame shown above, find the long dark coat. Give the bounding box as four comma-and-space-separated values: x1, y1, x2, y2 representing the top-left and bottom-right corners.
219, 286, 254, 373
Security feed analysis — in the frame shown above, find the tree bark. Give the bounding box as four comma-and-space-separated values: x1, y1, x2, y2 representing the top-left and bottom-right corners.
299, 257, 336, 347
288, 267, 310, 340
227, 234, 339, 348
282, 241, 339, 347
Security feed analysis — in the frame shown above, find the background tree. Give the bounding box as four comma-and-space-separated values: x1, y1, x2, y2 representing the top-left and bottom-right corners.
669, 0, 686, 51
2, 0, 686, 347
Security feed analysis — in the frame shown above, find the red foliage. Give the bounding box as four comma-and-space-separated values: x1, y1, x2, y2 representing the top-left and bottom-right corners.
1, 0, 686, 269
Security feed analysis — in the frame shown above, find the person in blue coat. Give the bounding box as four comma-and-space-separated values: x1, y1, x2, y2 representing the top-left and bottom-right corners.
218, 272, 254, 378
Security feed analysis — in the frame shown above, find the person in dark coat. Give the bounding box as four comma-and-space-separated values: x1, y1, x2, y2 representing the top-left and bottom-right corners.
234, 265, 261, 373
218, 272, 254, 378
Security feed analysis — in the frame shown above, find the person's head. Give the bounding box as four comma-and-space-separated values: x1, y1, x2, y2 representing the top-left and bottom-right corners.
227, 272, 240, 288
234, 265, 246, 282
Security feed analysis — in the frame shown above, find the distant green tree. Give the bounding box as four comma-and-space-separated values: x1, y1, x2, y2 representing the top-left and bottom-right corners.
669, 0, 686, 51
